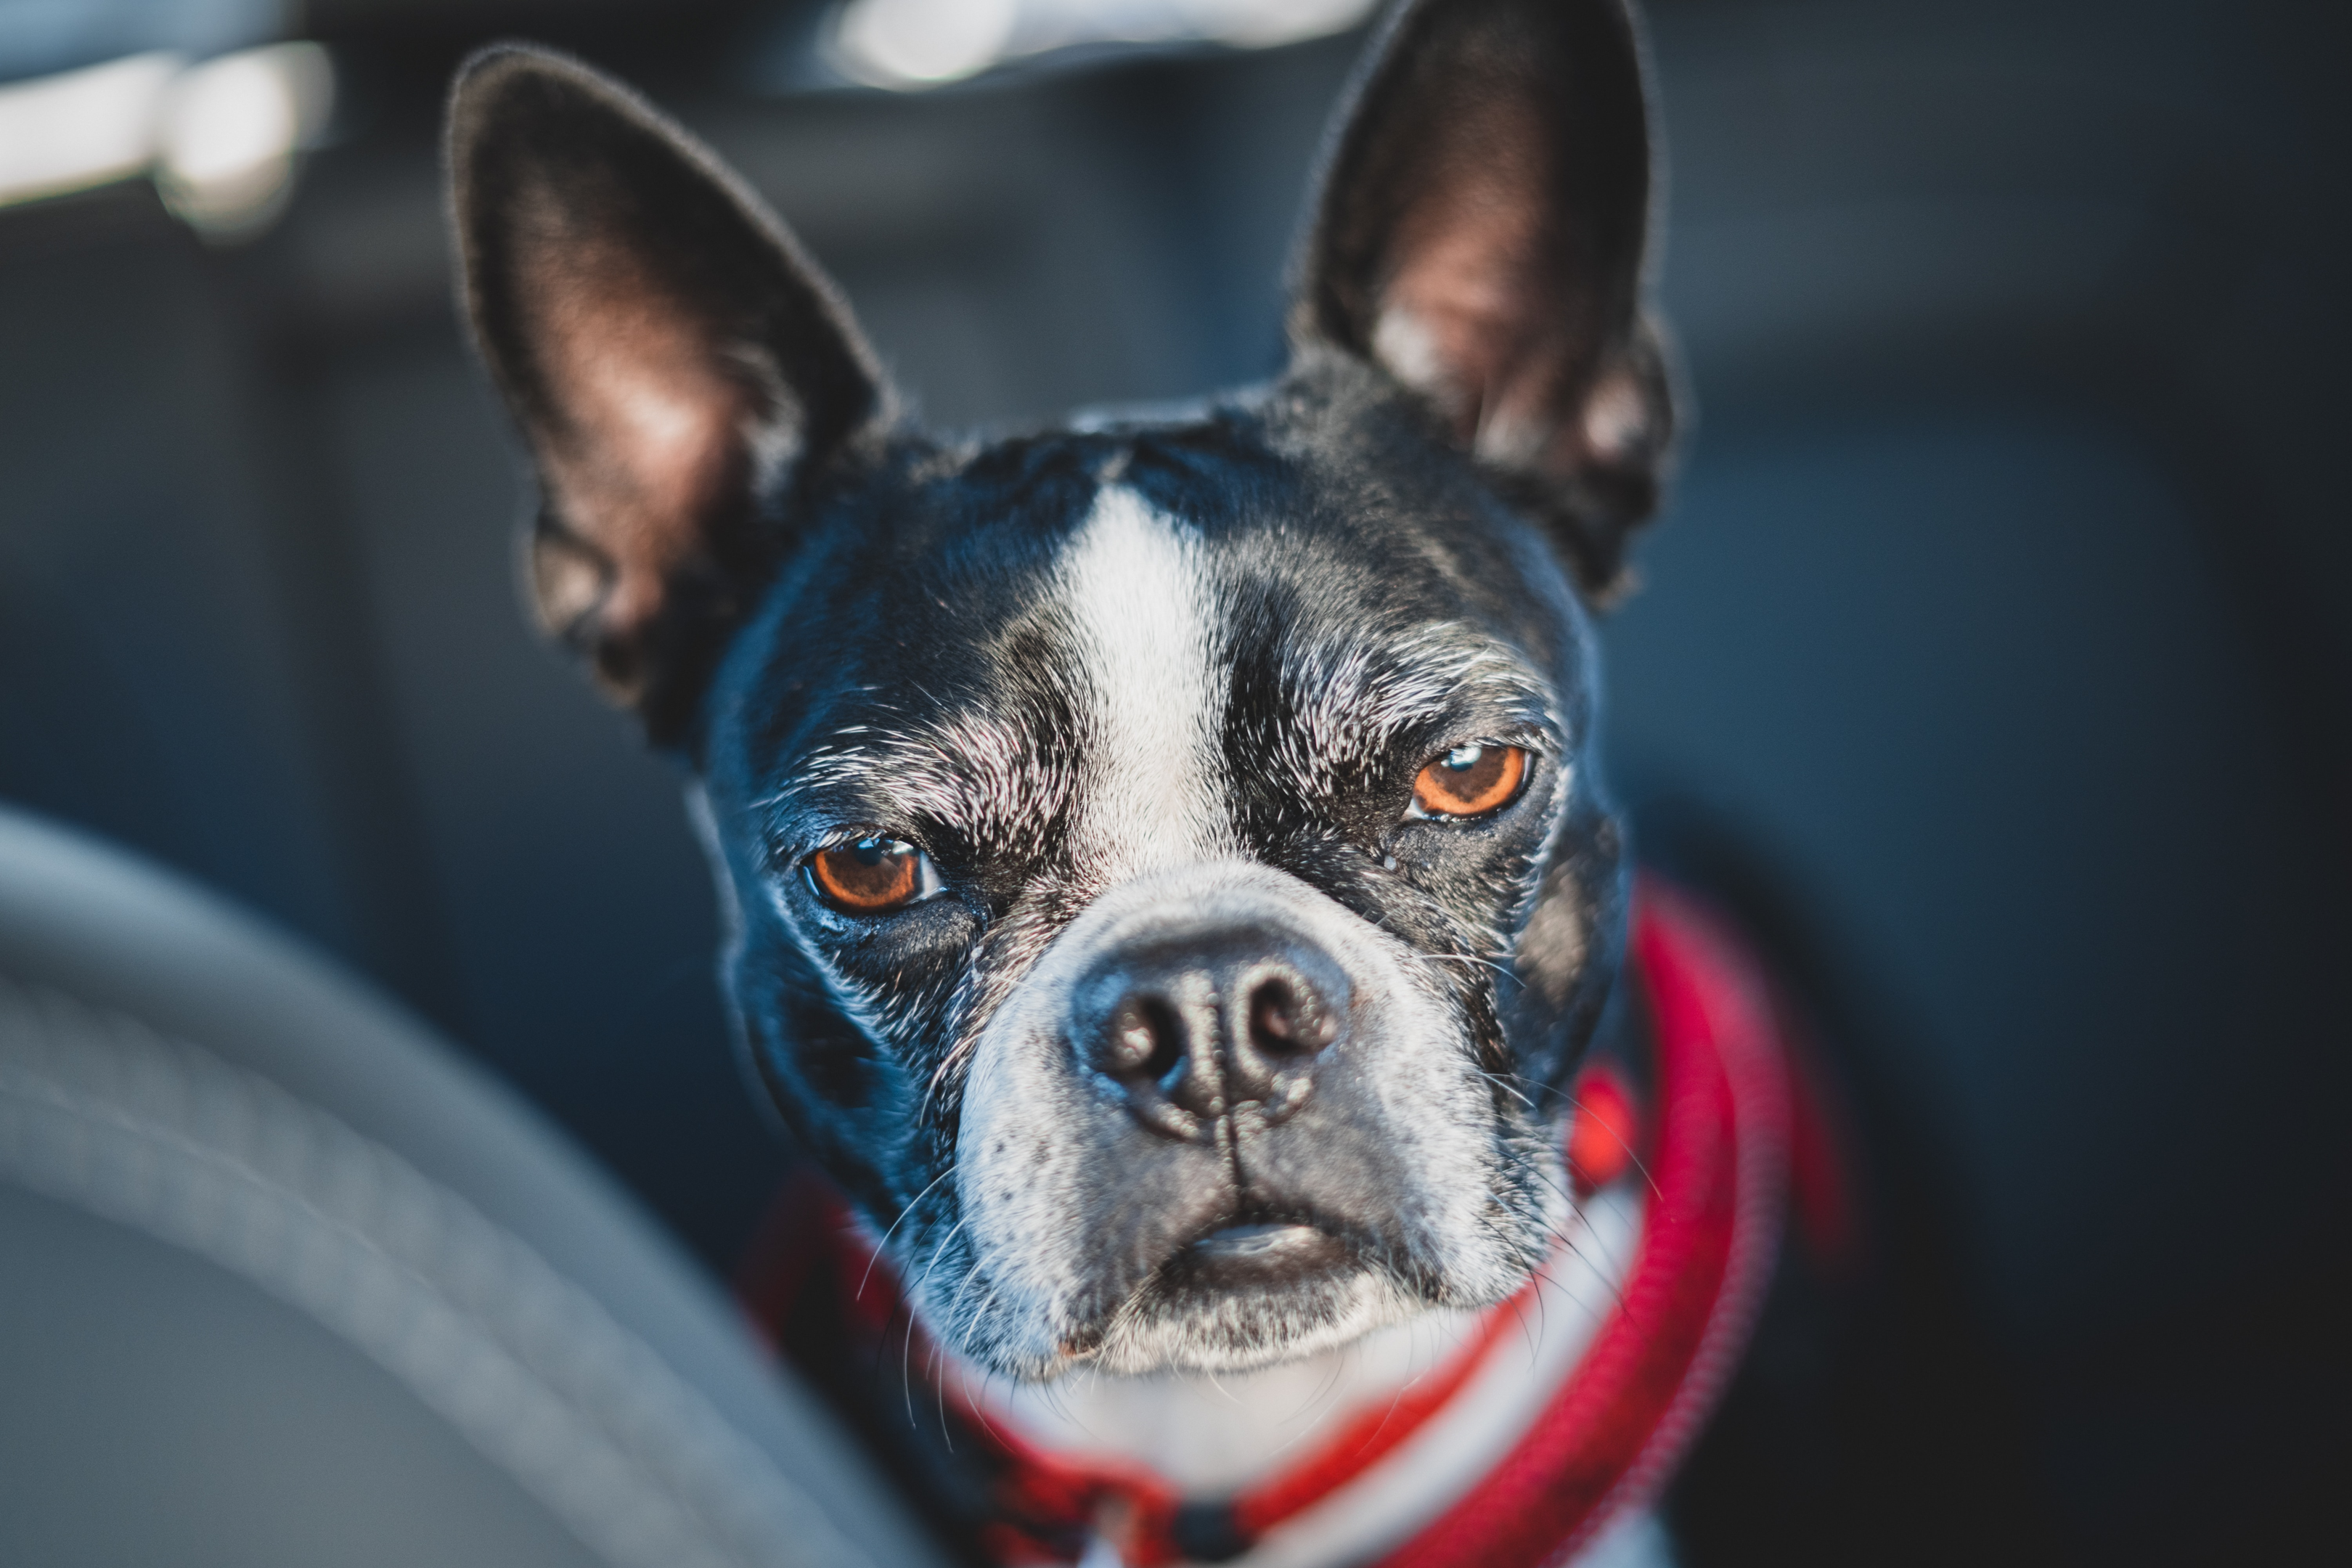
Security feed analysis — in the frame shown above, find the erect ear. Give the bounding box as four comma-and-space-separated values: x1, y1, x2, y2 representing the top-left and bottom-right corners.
447, 46, 890, 740
1293, 0, 1677, 597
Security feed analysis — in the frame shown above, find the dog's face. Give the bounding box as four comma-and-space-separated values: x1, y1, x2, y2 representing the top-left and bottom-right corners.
701, 393, 1638, 1379
449, 0, 1674, 1380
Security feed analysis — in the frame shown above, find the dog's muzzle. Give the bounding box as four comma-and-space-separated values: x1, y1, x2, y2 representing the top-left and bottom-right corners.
948, 860, 1537, 1376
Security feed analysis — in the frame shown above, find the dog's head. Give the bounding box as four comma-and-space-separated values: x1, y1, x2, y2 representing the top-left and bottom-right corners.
448, 0, 1675, 1380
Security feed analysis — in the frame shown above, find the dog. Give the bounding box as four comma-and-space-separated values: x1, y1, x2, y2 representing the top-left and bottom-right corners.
444, 4, 1824, 1564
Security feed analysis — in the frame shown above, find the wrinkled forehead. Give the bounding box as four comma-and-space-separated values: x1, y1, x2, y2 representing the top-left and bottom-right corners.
760, 461, 1567, 867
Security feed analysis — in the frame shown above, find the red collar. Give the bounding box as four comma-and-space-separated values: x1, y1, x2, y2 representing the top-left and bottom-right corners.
740, 878, 1804, 1567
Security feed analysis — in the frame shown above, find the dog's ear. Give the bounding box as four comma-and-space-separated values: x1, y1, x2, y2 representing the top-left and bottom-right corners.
1293, 0, 1675, 595
447, 46, 890, 739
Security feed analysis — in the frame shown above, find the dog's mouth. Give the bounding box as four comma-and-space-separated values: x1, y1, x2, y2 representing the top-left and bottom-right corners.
1177, 1218, 1354, 1289
1136, 1206, 1376, 1310
1030, 1212, 1379, 1373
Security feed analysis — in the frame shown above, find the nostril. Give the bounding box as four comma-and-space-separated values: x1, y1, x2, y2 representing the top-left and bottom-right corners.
1248, 975, 1332, 1058
1138, 999, 1185, 1083
1103, 995, 1185, 1083
1088, 989, 1212, 1143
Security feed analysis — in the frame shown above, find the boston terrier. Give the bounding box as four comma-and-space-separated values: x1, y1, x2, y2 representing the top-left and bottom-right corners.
444, 4, 1818, 1564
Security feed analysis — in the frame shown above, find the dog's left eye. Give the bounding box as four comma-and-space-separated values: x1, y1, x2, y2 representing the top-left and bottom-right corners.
1410, 743, 1530, 819
807, 836, 936, 915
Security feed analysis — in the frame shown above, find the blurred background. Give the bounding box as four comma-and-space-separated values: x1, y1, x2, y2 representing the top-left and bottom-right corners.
1, 0, 2343, 1559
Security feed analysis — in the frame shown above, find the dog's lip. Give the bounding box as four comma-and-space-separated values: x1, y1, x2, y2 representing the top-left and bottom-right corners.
1188, 1221, 1326, 1261
1171, 1215, 1356, 1289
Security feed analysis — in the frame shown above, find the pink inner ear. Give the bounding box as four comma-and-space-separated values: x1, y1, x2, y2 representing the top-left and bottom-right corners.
1370, 99, 1591, 473
519, 216, 753, 642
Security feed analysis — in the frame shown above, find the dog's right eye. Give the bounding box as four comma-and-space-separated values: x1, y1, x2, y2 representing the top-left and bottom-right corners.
807, 836, 931, 915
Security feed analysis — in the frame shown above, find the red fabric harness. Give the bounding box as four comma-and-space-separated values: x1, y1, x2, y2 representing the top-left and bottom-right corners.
740, 880, 1811, 1567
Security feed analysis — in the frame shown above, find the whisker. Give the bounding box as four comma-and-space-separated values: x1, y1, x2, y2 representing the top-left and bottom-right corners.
1507, 1292, 1540, 1364
899, 1214, 973, 1427
1526, 1174, 1620, 1291
929, 1335, 954, 1450
1561, 1090, 1664, 1201
902, 1304, 920, 1430
860, 1166, 954, 1299
944, 1256, 991, 1357
912, 1214, 972, 1297
1474, 1066, 1538, 1111
916, 1044, 972, 1138
1421, 952, 1526, 990
1290, 1343, 1349, 1424
951, 1309, 1016, 1453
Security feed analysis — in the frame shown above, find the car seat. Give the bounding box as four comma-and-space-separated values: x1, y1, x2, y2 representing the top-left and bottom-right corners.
0, 802, 945, 1568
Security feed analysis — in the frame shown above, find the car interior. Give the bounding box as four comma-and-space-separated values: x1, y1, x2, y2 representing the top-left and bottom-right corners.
1, 1, 2343, 1562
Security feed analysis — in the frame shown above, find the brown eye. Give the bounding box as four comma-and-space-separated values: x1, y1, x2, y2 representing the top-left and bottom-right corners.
1412, 744, 1530, 819
807, 836, 928, 914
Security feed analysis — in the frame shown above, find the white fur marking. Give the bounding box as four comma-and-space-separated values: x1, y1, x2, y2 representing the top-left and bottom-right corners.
1057, 483, 1230, 878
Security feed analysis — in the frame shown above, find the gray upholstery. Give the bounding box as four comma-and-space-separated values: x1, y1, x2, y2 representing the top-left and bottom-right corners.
0, 804, 943, 1568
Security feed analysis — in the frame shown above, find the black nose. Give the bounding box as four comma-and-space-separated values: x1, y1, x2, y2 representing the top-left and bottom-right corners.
1071, 926, 1350, 1141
